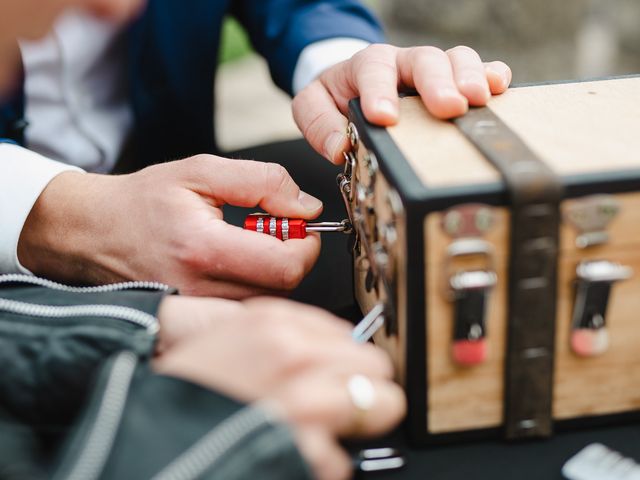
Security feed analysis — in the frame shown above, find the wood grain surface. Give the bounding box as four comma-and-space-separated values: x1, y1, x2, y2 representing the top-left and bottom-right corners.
388, 77, 640, 189
422, 194, 640, 434
425, 208, 510, 433
554, 193, 640, 419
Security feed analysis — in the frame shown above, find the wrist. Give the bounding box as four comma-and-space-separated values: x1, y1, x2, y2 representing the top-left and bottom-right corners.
155, 296, 246, 354
17, 171, 122, 283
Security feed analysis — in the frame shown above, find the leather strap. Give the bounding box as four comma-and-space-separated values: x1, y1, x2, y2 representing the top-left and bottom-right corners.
455, 108, 564, 439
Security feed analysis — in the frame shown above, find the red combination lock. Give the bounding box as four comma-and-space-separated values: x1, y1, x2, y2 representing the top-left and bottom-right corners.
244, 214, 351, 240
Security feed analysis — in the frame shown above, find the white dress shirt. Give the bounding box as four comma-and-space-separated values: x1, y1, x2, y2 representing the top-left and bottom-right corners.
0, 10, 368, 274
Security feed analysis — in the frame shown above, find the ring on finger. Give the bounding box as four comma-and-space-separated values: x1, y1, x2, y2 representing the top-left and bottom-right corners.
347, 374, 376, 435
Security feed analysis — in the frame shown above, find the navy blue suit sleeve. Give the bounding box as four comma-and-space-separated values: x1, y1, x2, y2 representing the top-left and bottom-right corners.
232, 0, 385, 94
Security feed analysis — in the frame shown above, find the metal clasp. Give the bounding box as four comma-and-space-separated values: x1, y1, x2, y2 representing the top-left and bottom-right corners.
444, 238, 496, 292
338, 150, 356, 229
347, 122, 360, 151
570, 260, 633, 357
444, 238, 497, 366
565, 195, 620, 249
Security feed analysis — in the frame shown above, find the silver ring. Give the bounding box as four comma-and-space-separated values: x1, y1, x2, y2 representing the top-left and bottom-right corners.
256, 217, 264, 234
282, 218, 289, 241
269, 217, 277, 237
347, 374, 376, 433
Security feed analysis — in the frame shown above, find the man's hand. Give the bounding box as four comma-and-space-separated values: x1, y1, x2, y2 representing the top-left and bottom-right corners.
155, 296, 406, 480
18, 155, 323, 298
155, 295, 247, 353
293, 44, 512, 164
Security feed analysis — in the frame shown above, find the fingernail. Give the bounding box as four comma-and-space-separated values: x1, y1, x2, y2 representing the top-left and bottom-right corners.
376, 98, 398, 119
323, 131, 346, 161
298, 191, 323, 212
487, 63, 512, 88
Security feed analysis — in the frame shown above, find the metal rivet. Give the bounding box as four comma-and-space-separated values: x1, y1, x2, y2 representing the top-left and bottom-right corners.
522, 347, 549, 359
469, 324, 483, 340
383, 224, 397, 245
599, 204, 618, 218
518, 419, 538, 430
356, 256, 370, 272
387, 189, 403, 216
365, 151, 379, 176
475, 207, 494, 232
347, 122, 360, 150
444, 211, 462, 236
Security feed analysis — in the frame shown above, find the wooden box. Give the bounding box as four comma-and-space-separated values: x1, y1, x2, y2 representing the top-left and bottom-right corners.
344, 76, 640, 443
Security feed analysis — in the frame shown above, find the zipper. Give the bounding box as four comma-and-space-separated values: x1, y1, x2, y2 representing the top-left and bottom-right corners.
152, 407, 274, 480
0, 273, 170, 294
62, 351, 138, 480
0, 297, 159, 334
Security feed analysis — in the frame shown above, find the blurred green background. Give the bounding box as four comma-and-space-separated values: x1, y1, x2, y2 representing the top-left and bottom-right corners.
219, 0, 640, 81
215, 0, 640, 152
219, 17, 252, 64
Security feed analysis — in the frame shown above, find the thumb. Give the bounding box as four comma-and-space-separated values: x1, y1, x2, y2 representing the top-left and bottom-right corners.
292, 80, 351, 165
179, 155, 323, 219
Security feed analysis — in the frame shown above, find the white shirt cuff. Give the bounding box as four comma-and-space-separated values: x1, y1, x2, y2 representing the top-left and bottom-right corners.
0, 143, 84, 274
292, 38, 371, 95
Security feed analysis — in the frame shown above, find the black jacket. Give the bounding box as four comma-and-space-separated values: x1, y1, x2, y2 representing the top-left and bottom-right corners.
0, 275, 311, 480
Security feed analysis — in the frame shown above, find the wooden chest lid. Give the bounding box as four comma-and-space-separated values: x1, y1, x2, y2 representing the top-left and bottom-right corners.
388, 77, 640, 189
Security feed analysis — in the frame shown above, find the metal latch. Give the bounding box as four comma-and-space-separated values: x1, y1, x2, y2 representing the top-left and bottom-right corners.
570, 260, 633, 357
338, 150, 356, 230
565, 195, 620, 249
441, 205, 498, 367
445, 238, 497, 366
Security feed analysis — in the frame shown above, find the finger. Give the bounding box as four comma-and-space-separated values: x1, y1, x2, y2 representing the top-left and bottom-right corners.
351, 44, 400, 126
293, 427, 352, 480
273, 374, 407, 438
88, 0, 146, 22
484, 61, 512, 95
398, 46, 468, 119
447, 45, 490, 106
243, 313, 393, 380
238, 306, 394, 386
269, 340, 394, 382
179, 276, 278, 300
339, 377, 407, 438
316, 343, 394, 380
346, 377, 405, 438
251, 300, 395, 379
292, 80, 351, 165
179, 155, 324, 219
244, 297, 354, 337
193, 222, 321, 291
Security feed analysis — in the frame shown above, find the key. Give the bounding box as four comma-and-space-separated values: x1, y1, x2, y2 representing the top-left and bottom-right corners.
352, 303, 386, 344
244, 213, 352, 240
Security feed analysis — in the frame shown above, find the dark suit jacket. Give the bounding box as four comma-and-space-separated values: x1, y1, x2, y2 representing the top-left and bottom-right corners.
1, 0, 383, 165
